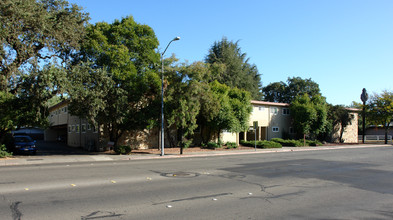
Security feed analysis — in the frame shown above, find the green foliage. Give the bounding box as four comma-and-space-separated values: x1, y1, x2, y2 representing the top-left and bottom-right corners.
200, 81, 252, 142
305, 140, 323, 146
205, 37, 262, 100
271, 138, 303, 147
367, 90, 393, 144
207, 142, 221, 149
263, 77, 321, 104
270, 138, 322, 147
0, 144, 12, 158
290, 94, 328, 139
114, 145, 132, 155
0, 0, 88, 144
70, 16, 161, 146
240, 140, 282, 148
226, 142, 238, 149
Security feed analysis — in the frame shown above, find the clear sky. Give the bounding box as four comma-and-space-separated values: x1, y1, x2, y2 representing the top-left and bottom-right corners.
67, 0, 393, 106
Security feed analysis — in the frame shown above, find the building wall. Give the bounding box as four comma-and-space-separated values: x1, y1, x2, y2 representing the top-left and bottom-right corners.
241, 101, 295, 142
331, 112, 359, 143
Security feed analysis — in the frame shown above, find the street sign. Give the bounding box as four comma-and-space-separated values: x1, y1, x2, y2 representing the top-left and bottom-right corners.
253, 121, 258, 130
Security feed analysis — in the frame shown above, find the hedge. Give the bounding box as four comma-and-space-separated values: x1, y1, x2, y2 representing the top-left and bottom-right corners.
240, 140, 282, 148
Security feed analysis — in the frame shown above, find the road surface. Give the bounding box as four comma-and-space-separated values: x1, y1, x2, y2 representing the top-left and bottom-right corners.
1, 145, 393, 219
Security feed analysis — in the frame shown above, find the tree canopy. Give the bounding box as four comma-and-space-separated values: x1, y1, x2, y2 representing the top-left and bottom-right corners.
290, 94, 328, 141
367, 91, 393, 144
263, 77, 321, 103
0, 0, 88, 144
68, 16, 161, 146
205, 37, 262, 100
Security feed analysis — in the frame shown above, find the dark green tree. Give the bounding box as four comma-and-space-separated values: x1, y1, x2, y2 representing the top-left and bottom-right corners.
263, 77, 321, 103
0, 0, 88, 144
290, 94, 328, 143
165, 61, 205, 154
205, 37, 262, 100
367, 91, 393, 144
69, 16, 161, 146
201, 81, 252, 143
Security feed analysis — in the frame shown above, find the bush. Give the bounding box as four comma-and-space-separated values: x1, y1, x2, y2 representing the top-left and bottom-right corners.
305, 140, 323, 146
271, 138, 302, 147
207, 142, 220, 149
114, 145, 132, 155
0, 144, 12, 158
226, 142, 238, 149
240, 140, 282, 149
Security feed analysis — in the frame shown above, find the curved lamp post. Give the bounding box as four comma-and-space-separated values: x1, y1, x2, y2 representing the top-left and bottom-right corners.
161, 36, 180, 156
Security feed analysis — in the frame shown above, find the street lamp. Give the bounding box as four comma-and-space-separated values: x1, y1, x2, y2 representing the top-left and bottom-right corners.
161, 36, 180, 156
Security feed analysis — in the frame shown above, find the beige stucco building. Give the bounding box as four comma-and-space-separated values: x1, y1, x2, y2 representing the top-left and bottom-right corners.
45, 100, 359, 150
45, 102, 100, 150
222, 100, 359, 144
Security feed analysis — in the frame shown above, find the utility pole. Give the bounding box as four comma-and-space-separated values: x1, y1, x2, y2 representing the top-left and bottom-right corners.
360, 88, 368, 144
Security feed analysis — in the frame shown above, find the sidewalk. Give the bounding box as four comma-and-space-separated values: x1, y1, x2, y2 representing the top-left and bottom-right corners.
0, 144, 389, 167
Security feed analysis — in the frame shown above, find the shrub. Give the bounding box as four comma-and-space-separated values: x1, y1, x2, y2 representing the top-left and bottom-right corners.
226, 142, 238, 149
207, 142, 220, 149
240, 140, 282, 148
271, 138, 303, 147
0, 144, 12, 158
114, 145, 132, 155
256, 141, 282, 148
306, 140, 323, 146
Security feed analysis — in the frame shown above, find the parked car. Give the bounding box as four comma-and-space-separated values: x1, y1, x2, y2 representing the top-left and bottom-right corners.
12, 135, 37, 155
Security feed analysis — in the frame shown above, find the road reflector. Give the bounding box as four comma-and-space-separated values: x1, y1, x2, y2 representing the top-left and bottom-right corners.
146, 177, 152, 180
111, 180, 116, 183
71, 184, 76, 187
166, 205, 172, 208
24, 188, 29, 191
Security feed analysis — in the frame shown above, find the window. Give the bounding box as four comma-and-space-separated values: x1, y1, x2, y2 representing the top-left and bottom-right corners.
87, 124, 91, 131
289, 127, 295, 134
283, 108, 290, 115
271, 107, 278, 115
272, 127, 279, 132
82, 124, 86, 133
259, 106, 265, 111
72, 125, 75, 132
76, 125, 80, 133
68, 125, 72, 133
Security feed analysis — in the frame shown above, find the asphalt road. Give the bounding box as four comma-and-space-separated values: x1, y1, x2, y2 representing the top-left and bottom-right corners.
1, 146, 393, 220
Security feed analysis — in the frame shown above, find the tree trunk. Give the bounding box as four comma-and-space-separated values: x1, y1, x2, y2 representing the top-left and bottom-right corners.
339, 124, 345, 143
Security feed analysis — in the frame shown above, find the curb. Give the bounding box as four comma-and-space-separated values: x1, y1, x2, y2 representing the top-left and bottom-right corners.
0, 144, 390, 167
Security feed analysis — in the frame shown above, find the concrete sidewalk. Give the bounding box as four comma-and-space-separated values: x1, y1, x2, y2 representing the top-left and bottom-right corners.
0, 144, 390, 167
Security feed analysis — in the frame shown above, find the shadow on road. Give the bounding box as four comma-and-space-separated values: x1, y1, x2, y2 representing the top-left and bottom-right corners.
33, 141, 98, 156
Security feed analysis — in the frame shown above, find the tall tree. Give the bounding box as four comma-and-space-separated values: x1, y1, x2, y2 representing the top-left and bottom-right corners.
165, 61, 205, 154
290, 94, 328, 143
367, 91, 393, 144
263, 77, 321, 103
0, 0, 88, 144
201, 81, 252, 143
69, 16, 161, 146
205, 37, 262, 100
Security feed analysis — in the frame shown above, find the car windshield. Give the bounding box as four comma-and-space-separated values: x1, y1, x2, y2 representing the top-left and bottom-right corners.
14, 136, 33, 142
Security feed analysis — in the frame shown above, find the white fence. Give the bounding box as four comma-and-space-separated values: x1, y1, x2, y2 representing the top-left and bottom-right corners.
358, 135, 393, 143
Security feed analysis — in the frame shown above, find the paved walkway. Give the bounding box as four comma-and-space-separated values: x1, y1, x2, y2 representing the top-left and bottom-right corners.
1, 143, 390, 167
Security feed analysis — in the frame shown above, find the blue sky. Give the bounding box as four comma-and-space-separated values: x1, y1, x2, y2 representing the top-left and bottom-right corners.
68, 0, 393, 106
